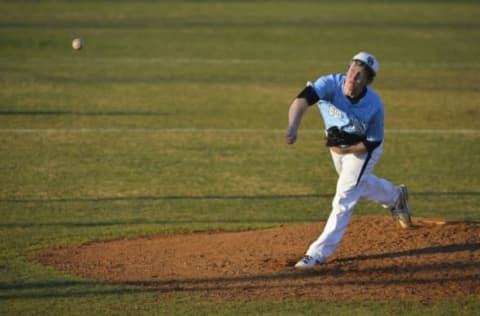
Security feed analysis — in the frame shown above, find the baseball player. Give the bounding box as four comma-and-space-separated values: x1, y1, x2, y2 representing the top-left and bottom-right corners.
286, 52, 412, 269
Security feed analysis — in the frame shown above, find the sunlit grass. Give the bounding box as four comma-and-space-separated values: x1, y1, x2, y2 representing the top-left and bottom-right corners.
1, 0, 479, 315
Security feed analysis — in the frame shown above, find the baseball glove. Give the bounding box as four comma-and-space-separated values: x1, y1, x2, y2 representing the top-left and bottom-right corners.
325, 127, 365, 147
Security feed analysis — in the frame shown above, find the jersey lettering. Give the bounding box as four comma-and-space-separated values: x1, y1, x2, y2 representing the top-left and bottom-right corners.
328, 105, 343, 119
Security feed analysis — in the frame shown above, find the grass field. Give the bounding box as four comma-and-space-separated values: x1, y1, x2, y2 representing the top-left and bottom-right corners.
1, 0, 480, 315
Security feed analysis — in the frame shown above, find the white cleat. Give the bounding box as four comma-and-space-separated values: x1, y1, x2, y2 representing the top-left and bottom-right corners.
391, 184, 413, 229
294, 255, 325, 269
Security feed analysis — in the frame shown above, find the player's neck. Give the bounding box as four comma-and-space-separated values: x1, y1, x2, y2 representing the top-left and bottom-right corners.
345, 87, 367, 104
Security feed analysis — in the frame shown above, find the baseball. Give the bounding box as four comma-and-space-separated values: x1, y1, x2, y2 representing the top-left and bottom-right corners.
72, 38, 84, 50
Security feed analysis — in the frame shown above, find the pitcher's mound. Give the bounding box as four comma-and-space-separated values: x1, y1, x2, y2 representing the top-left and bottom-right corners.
35, 216, 480, 302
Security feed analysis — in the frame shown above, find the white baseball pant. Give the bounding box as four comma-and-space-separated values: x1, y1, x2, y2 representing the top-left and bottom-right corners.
305, 144, 400, 261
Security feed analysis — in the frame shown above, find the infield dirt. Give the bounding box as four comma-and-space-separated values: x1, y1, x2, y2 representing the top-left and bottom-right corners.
35, 216, 480, 302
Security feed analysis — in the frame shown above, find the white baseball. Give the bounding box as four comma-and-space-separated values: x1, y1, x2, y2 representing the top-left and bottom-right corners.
72, 38, 84, 50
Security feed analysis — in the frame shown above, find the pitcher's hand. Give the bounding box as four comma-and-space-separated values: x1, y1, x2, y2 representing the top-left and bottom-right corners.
285, 126, 298, 144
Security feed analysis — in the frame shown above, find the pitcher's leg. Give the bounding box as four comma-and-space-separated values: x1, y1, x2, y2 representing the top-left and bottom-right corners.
355, 144, 398, 207
358, 145, 413, 228
305, 195, 356, 261
305, 153, 365, 261
295, 148, 381, 269
359, 173, 399, 207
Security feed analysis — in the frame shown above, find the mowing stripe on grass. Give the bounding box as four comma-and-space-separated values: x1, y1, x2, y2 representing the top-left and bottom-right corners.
8, 57, 480, 69
0, 128, 479, 134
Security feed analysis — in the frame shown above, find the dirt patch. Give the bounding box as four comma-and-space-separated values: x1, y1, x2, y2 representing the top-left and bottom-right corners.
35, 216, 480, 302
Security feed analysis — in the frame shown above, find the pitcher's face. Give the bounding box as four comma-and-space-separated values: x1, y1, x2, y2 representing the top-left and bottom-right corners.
343, 62, 370, 99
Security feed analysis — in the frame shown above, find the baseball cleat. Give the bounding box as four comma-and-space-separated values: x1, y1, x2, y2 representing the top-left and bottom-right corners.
294, 255, 325, 269
391, 184, 413, 229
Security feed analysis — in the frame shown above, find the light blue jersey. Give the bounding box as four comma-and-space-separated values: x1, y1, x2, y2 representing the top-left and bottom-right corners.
308, 73, 384, 142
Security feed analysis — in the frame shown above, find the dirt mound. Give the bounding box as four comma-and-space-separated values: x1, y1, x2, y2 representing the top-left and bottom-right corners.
35, 216, 480, 302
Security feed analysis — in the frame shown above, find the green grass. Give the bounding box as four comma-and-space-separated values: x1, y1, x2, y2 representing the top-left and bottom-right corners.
1, 0, 480, 315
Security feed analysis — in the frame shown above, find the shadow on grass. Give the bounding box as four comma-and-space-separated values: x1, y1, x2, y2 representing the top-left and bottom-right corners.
0, 111, 171, 116
1, 263, 479, 300
3, 191, 479, 204
0, 218, 318, 229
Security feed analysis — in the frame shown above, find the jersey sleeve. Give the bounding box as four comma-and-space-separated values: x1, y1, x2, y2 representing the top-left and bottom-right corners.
307, 74, 338, 101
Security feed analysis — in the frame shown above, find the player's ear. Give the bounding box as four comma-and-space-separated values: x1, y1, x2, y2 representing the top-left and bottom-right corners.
365, 68, 375, 85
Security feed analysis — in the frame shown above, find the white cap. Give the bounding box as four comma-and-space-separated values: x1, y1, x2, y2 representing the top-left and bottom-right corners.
352, 52, 379, 75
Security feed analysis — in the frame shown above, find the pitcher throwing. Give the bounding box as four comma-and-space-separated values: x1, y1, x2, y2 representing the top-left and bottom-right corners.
286, 52, 413, 269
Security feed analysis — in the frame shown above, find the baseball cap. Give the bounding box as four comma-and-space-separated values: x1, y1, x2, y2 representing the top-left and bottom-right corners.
352, 52, 379, 76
